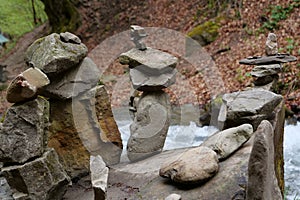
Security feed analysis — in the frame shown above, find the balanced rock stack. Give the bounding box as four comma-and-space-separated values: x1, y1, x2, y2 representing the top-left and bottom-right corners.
119, 25, 178, 162
239, 33, 297, 91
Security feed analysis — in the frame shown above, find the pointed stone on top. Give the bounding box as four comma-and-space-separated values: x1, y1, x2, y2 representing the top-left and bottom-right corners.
265, 33, 278, 56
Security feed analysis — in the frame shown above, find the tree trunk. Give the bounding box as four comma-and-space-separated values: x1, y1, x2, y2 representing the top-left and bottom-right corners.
41, 0, 81, 33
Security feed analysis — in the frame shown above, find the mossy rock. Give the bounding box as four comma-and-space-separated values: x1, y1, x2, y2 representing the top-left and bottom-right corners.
188, 16, 224, 46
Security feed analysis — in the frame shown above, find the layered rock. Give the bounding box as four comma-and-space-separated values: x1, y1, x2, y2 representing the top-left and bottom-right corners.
201, 124, 253, 160
1, 149, 70, 200
159, 147, 219, 184
127, 91, 171, 162
0, 97, 49, 164
247, 120, 282, 200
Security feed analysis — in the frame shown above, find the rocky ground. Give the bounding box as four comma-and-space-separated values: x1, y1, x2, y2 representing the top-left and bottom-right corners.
0, 0, 299, 118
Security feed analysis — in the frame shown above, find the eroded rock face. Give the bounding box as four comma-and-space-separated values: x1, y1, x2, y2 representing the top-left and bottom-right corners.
159, 146, 219, 184
0, 97, 49, 164
247, 120, 282, 200
127, 91, 171, 162
25, 32, 88, 77
90, 155, 108, 200
1, 149, 70, 200
201, 124, 253, 160
220, 89, 283, 130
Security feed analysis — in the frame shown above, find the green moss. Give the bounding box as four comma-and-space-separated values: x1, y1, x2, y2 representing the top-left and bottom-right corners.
188, 16, 224, 46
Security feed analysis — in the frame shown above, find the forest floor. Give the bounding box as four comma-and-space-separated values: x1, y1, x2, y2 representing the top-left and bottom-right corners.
0, 0, 299, 118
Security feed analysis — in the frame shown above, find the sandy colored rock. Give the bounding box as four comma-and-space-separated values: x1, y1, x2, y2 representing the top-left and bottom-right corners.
159, 146, 219, 184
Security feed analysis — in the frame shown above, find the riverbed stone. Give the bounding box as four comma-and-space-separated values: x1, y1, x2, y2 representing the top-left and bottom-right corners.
159, 146, 219, 184
90, 155, 109, 200
25, 33, 88, 78
40, 57, 99, 100
127, 91, 171, 162
1, 148, 70, 200
0, 97, 49, 164
247, 120, 282, 200
201, 124, 253, 160
220, 89, 283, 130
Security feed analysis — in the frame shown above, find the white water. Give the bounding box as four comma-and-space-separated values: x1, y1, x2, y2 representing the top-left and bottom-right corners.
284, 122, 300, 200
116, 117, 300, 199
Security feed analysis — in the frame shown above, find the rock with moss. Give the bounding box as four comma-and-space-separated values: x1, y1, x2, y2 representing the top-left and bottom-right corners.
1, 148, 70, 200
25, 32, 87, 78
0, 97, 49, 164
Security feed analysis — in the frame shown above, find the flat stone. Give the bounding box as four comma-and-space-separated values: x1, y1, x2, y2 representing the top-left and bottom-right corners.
1, 149, 70, 200
251, 64, 282, 77
40, 57, 99, 100
127, 91, 171, 162
25, 33, 88, 77
247, 120, 282, 200
201, 124, 253, 160
90, 155, 108, 200
60, 32, 81, 44
165, 193, 182, 200
239, 54, 297, 65
220, 89, 283, 130
129, 67, 177, 91
159, 146, 219, 184
119, 47, 178, 74
0, 97, 49, 164
6, 67, 49, 103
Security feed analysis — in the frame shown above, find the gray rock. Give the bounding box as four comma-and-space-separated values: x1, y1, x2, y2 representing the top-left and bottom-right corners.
247, 120, 282, 200
41, 57, 99, 100
201, 124, 253, 160
6, 67, 50, 103
25, 33, 88, 77
119, 47, 177, 73
129, 67, 177, 91
220, 89, 283, 130
0, 176, 13, 200
60, 32, 81, 44
251, 64, 282, 77
0, 97, 49, 164
239, 54, 297, 65
127, 91, 171, 162
165, 193, 181, 200
265, 33, 278, 56
159, 146, 219, 184
90, 155, 108, 200
1, 148, 70, 200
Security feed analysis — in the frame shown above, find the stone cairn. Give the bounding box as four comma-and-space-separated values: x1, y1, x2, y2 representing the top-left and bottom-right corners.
239, 32, 297, 91
119, 25, 178, 162
1, 32, 123, 199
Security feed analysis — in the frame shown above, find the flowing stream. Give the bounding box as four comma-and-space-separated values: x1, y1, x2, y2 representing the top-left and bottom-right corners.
113, 107, 300, 199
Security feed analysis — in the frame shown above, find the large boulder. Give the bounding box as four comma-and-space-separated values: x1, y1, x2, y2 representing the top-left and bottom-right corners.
25, 32, 87, 78
127, 91, 171, 162
159, 146, 219, 184
247, 120, 282, 200
40, 57, 99, 100
219, 89, 283, 130
201, 124, 253, 160
1, 148, 70, 200
0, 97, 49, 164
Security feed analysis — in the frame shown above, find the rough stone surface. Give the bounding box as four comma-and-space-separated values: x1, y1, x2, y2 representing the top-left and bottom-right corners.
0, 97, 49, 164
129, 67, 177, 91
246, 120, 282, 200
201, 124, 253, 160
119, 47, 177, 72
60, 32, 81, 44
40, 57, 99, 100
90, 155, 108, 200
47, 99, 90, 178
165, 193, 181, 200
251, 64, 282, 77
127, 91, 171, 162
6, 67, 50, 103
73, 85, 122, 165
159, 146, 219, 184
25, 33, 88, 77
265, 33, 278, 56
1, 148, 70, 200
220, 88, 283, 130
0, 176, 13, 200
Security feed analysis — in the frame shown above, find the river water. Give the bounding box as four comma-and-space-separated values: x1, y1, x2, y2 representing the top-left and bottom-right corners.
113, 107, 300, 199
